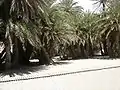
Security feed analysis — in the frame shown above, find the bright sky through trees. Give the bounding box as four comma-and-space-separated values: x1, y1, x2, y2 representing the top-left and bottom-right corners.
56, 0, 99, 12
75, 0, 94, 11
76, 0, 102, 12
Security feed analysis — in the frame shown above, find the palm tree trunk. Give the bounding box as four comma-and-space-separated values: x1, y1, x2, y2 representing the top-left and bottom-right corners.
39, 46, 52, 65
103, 41, 108, 55
17, 40, 25, 65
25, 41, 33, 64
18, 41, 33, 65
99, 42, 104, 55
4, 36, 11, 69
12, 37, 19, 67
80, 43, 87, 58
88, 37, 93, 57
103, 2, 106, 12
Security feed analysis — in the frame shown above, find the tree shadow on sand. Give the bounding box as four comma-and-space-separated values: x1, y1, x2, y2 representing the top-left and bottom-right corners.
0, 62, 49, 78
0, 61, 72, 78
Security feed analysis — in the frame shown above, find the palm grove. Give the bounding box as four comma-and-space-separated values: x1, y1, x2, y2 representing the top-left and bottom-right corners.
0, 0, 120, 70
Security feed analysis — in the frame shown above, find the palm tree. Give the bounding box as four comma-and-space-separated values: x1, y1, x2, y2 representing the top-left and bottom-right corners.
56, 0, 83, 14
91, 0, 107, 12
48, 0, 84, 59
0, 0, 55, 69
93, 0, 120, 57
91, 0, 109, 55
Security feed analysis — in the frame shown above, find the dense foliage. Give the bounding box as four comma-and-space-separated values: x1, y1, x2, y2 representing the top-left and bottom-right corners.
0, 0, 120, 70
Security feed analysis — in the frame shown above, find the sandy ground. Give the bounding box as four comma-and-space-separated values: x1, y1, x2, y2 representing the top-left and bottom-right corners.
0, 59, 120, 90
